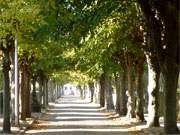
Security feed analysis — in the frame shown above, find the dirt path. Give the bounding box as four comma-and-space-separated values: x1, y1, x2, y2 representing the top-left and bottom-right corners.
25, 95, 134, 135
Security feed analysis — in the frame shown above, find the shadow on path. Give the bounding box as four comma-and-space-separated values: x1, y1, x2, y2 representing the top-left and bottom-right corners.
25, 95, 132, 135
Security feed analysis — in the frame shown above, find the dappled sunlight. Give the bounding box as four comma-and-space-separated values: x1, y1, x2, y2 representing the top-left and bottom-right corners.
46, 111, 108, 116
55, 116, 108, 120
0, 125, 23, 134
30, 120, 124, 127
25, 95, 180, 134
49, 108, 104, 112
26, 95, 180, 134
26, 128, 130, 134
25, 96, 134, 135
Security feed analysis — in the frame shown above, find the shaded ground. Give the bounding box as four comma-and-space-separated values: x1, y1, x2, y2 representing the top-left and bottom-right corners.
25, 95, 145, 135
0, 115, 34, 134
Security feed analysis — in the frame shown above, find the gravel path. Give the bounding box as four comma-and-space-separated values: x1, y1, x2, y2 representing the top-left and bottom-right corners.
25, 95, 132, 135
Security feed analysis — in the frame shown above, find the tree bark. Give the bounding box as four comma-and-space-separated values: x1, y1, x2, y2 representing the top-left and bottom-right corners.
42, 78, 46, 108
138, 0, 179, 132
39, 77, 43, 105
20, 64, 26, 120
10, 46, 15, 124
135, 57, 145, 122
38, 72, 44, 106
146, 55, 160, 127
45, 79, 48, 106
31, 76, 41, 112
78, 85, 84, 99
20, 52, 31, 120
88, 82, 94, 103
178, 92, 180, 121
159, 3, 179, 133
83, 85, 86, 99
94, 81, 100, 104
126, 55, 135, 119
2, 48, 11, 133
104, 73, 114, 111
115, 76, 121, 114
99, 74, 105, 107
26, 71, 31, 117
162, 66, 179, 133
119, 70, 127, 116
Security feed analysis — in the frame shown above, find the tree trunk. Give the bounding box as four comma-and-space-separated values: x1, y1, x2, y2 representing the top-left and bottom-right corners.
45, 79, 48, 106
31, 77, 41, 112
10, 46, 15, 125
104, 73, 114, 111
21, 65, 26, 120
162, 67, 179, 133
146, 55, 160, 127
115, 76, 121, 114
83, 85, 86, 99
42, 79, 46, 108
39, 79, 43, 105
178, 92, 180, 121
137, 1, 161, 126
0, 92, 3, 114
94, 81, 100, 104
138, 0, 179, 132
126, 55, 135, 119
135, 57, 145, 122
26, 71, 31, 117
2, 49, 11, 133
20, 53, 31, 119
10, 35, 19, 125
114, 71, 128, 115
160, 3, 179, 133
88, 82, 94, 103
51, 83, 56, 102
79, 86, 84, 99
54, 84, 57, 101
99, 74, 105, 107
119, 70, 127, 116
38, 72, 45, 106
159, 74, 164, 117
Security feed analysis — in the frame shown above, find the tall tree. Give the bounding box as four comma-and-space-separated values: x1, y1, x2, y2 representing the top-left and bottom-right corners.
0, 35, 14, 133
119, 69, 127, 116
135, 56, 145, 122
138, 0, 180, 133
88, 82, 94, 103
99, 74, 105, 107
126, 54, 136, 119
20, 51, 31, 120
115, 75, 121, 114
103, 72, 114, 111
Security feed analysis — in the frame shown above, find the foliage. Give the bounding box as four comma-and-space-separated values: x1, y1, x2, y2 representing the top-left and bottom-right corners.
0, 0, 144, 84
0, 0, 43, 42
73, 1, 143, 79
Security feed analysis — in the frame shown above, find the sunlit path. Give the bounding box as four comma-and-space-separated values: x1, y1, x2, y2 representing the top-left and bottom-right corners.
25, 96, 132, 135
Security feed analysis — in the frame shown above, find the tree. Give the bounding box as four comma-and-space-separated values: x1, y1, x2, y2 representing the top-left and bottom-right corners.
99, 74, 106, 107
31, 74, 41, 112
88, 82, 95, 103
115, 75, 121, 114
138, 0, 180, 133
0, 0, 43, 130
0, 36, 13, 133
103, 72, 115, 110
19, 50, 32, 120
135, 56, 145, 122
